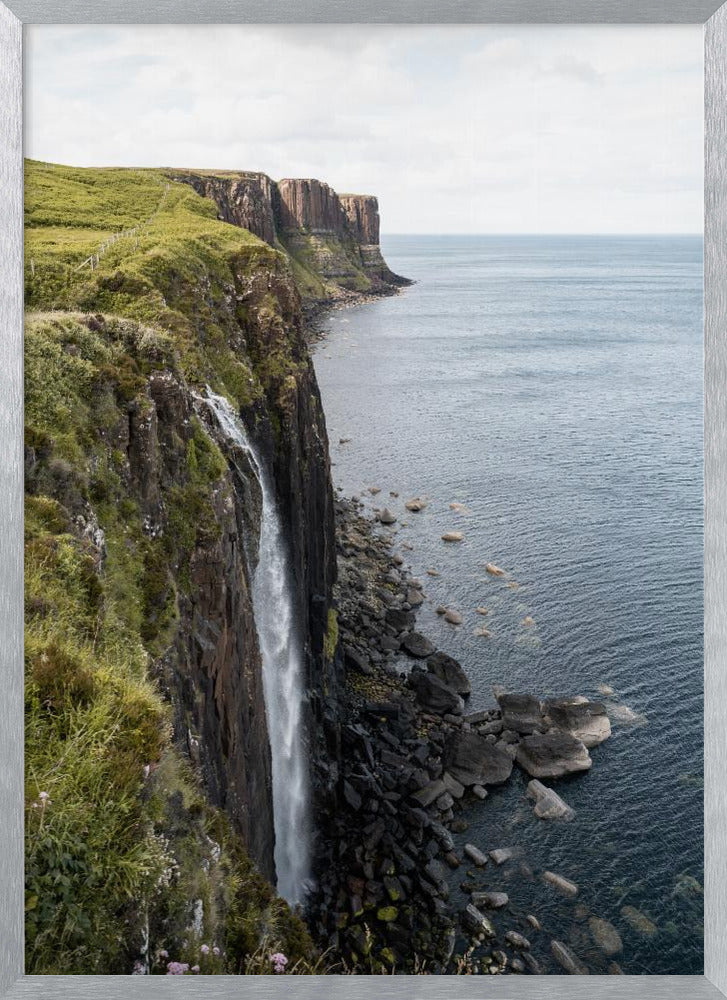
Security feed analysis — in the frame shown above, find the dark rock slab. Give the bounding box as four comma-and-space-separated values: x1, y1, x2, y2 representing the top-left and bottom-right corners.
412, 672, 464, 715
401, 631, 436, 659
496, 692, 544, 734
426, 651, 471, 696
516, 732, 592, 778
444, 730, 514, 787
544, 696, 612, 748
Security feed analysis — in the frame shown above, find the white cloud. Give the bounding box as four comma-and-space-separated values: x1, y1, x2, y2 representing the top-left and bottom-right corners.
25, 24, 703, 234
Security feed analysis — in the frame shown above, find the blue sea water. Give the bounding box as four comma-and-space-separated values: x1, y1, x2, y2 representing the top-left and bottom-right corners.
313, 235, 704, 975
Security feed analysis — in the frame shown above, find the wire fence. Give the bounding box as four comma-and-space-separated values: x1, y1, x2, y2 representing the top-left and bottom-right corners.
74, 182, 171, 273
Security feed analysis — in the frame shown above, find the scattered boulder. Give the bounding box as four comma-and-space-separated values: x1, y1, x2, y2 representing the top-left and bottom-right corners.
405, 498, 427, 512
542, 871, 579, 897
378, 508, 397, 525
620, 905, 657, 937
449, 502, 470, 513
426, 568, 440, 576
400, 632, 436, 659
475, 606, 489, 615
489, 848, 513, 866
462, 904, 495, 937
444, 730, 514, 787
496, 692, 544, 735
442, 531, 464, 542
471, 891, 508, 909
406, 588, 425, 607
485, 562, 505, 576
343, 644, 372, 676
444, 609, 463, 625
598, 683, 615, 697
385, 606, 415, 633
545, 696, 611, 748
522, 615, 535, 627
410, 779, 447, 808
527, 779, 575, 821
607, 703, 648, 726
427, 651, 471, 696
516, 732, 592, 779
588, 916, 623, 956
472, 784, 488, 801
551, 940, 589, 975
463, 844, 488, 867
412, 672, 463, 715
474, 627, 492, 638
505, 930, 531, 950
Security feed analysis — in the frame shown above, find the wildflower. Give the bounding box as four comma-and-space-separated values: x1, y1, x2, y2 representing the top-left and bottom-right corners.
166, 961, 189, 975
212, 946, 220, 957
38, 791, 49, 801
200, 944, 210, 955
132, 961, 145, 975
270, 952, 288, 974
191, 965, 200, 973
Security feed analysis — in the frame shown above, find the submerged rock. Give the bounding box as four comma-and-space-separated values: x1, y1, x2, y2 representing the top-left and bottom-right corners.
588, 916, 623, 956
516, 732, 592, 779
551, 940, 589, 975
620, 905, 657, 937
471, 891, 509, 909
444, 730, 514, 787
485, 562, 505, 576
443, 609, 463, 625
489, 848, 513, 866
405, 498, 427, 512
542, 871, 579, 897
427, 651, 471, 696
442, 531, 464, 542
527, 779, 575, 821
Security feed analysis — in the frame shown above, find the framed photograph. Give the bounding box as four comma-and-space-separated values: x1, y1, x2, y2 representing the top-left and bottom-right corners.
1, 1, 725, 997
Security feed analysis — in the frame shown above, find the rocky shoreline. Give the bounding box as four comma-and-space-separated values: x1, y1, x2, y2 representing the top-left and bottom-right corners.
307, 495, 629, 975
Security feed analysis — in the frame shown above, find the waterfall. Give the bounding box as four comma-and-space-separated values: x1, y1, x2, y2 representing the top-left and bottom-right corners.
199, 390, 310, 904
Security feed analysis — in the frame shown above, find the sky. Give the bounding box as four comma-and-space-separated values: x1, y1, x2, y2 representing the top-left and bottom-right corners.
25, 25, 703, 235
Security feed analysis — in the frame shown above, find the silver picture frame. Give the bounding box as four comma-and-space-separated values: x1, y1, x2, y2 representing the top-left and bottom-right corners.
1, 1, 723, 996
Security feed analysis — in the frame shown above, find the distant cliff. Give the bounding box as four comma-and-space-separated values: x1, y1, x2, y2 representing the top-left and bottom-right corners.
170, 170, 410, 301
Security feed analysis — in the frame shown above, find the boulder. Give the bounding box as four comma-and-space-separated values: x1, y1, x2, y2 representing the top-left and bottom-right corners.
444, 609, 463, 625
462, 904, 495, 937
489, 848, 513, 866
405, 498, 427, 512
444, 730, 514, 787
343, 644, 372, 676
406, 588, 424, 607
485, 562, 505, 576
545, 696, 611, 748
551, 940, 589, 975
441, 771, 465, 799
542, 871, 579, 897
410, 780, 447, 808
527, 779, 575, 821
427, 651, 471, 696
588, 916, 623, 956
385, 606, 415, 633
496, 692, 544, 734
516, 732, 592, 779
401, 632, 436, 659
442, 531, 464, 542
505, 930, 531, 950
471, 891, 508, 909
463, 844, 488, 867
412, 672, 464, 716
378, 508, 397, 525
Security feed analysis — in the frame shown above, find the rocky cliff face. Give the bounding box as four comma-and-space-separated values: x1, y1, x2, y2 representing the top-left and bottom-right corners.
172, 171, 411, 299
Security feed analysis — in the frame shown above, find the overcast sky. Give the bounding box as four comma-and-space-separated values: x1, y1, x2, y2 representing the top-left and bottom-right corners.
25, 25, 703, 234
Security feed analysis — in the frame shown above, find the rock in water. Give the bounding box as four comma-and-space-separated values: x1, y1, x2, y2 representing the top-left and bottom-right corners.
405, 498, 427, 512
545, 696, 611, 748
505, 930, 531, 950
444, 609, 463, 625
588, 916, 623, 955
527, 779, 575, 821
471, 891, 509, 909
620, 905, 658, 937
442, 531, 464, 542
411, 672, 464, 716
522, 615, 535, 627
542, 871, 579, 897
463, 843, 489, 867
485, 562, 505, 576
496, 692, 544, 734
551, 940, 589, 975
378, 508, 397, 525
400, 631, 435, 658
444, 730, 514, 787
427, 651, 471, 696
462, 904, 495, 937
516, 732, 592, 778
385, 606, 415, 633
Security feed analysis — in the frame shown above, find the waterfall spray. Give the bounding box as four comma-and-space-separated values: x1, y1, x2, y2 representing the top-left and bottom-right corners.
200, 390, 310, 903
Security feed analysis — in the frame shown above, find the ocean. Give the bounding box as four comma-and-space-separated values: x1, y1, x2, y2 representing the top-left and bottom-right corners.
312, 234, 704, 975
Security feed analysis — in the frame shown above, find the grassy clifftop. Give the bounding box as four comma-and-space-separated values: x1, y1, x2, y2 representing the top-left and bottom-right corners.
24, 162, 322, 975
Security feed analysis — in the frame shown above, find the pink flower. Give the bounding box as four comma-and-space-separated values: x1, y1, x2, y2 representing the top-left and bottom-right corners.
166, 961, 189, 975
212, 946, 220, 957
158, 950, 168, 959
200, 944, 210, 955
191, 965, 200, 973
270, 952, 288, 974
